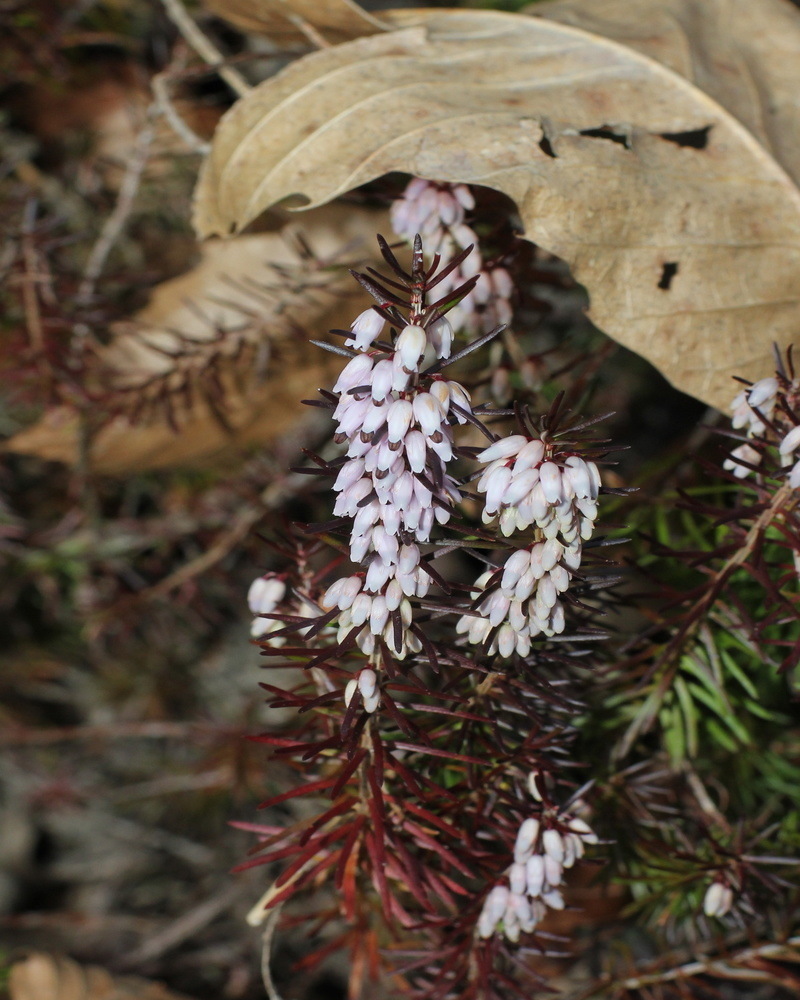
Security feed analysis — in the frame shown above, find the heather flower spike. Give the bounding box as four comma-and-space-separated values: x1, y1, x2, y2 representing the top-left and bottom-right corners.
321, 233, 489, 665
244, 228, 611, 997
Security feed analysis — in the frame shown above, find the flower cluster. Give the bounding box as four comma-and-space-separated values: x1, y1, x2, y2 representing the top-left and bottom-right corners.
320, 321, 473, 663
723, 376, 778, 477
722, 372, 800, 488
457, 435, 600, 654
391, 177, 513, 335
478, 777, 598, 942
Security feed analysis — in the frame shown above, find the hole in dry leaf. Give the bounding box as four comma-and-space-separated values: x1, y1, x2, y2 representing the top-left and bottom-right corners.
538, 134, 557, 159
579, 126, 631, 150
658, 262, 679, 290
659, 126, 712, 149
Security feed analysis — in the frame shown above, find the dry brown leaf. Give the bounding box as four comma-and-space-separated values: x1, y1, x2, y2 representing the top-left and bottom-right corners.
192, 7, 800, 411
534, 0, 800, 186
5, 203, 386, 473
203, 0, 388, 44
9, 952, 195, 1000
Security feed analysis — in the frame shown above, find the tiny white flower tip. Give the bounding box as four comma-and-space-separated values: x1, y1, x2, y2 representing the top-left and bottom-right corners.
484, 884, 510, 924
747, 376, 778, 408
396, 324, 427, 370
247, 576, 286, 615
387, 399, 414, 443
544, 853, 563, 888
790, 461, 800, 489
514, 817, 540, 862
362, 690, 381, 714
567, 817, 598, 844
344, 679, 358, 708
509, 862, 527, 895
333, 354, 374, 393
525, 854, 545, 897
476, 435, 528, 464
781, 424, 800, 459
539, 462, 563, 504
412, 392, 444, 436
527, 771, 544, 801
348, 308, 385, 350
543, 828, 565, 864
703, 881, 733, 918
428, 316, 454, 359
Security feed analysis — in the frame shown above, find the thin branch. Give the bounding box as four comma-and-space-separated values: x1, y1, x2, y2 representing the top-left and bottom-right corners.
75, 119, 155, 310
152, 68, 211, 154
160, 0, 252, 98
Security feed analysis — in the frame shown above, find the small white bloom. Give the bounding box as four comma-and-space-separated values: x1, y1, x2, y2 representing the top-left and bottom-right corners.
703, 881, 733, 918
526, 853, 545, 897
543, 828, 564, 864
346, 309, 385, 351
248, 576, 286, 615
387, 399, 414, 443
428, 316, 454, 359
514, 818, 540, 863
333, 354, 374, 393
396, 324, 427, 371
476, 435, 528, 464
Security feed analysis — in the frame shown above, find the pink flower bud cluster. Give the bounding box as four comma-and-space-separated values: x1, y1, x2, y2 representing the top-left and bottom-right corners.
390, 178, 513, 335
723, 377, 778, 478
477, 792, 598, 942
320, 317, 472, 662
248, 574, 287, 642
703, 879, 734, 918
457, 435, 601, 653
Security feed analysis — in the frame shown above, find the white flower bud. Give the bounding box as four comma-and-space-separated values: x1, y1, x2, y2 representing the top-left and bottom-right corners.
369, 597, 389, 635
539, 462, 563, 504
780, 424, 800, 462
484, 465, 513, 513
504, 468, 540, 506
365, 558, 392, 591
333, 458, 365, 493
544, 853, 562, 889
362, 690, 380, 714
350, 592, 372, 627
748, 376, 778, 408
387, 399, 414, 443
567, 817, 598, 844
428, 316, 453, 358
563, 456, 593, 499
334, 354, 374, 393
248, 576, 286, 615
513, 438, 545, 473
509, 862, 527, 896
412, 392, 444, 437
543, 828, 564, 864
476, 435, 528, 464
703, 881, 733, 918
526, 854, 545, 897
514, 818, 540, 863
357, 668, 378, 699
483, 884, 509, 926
344, 678, 358, 707
396, 324, 427, 371
347, 309, 385, 351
